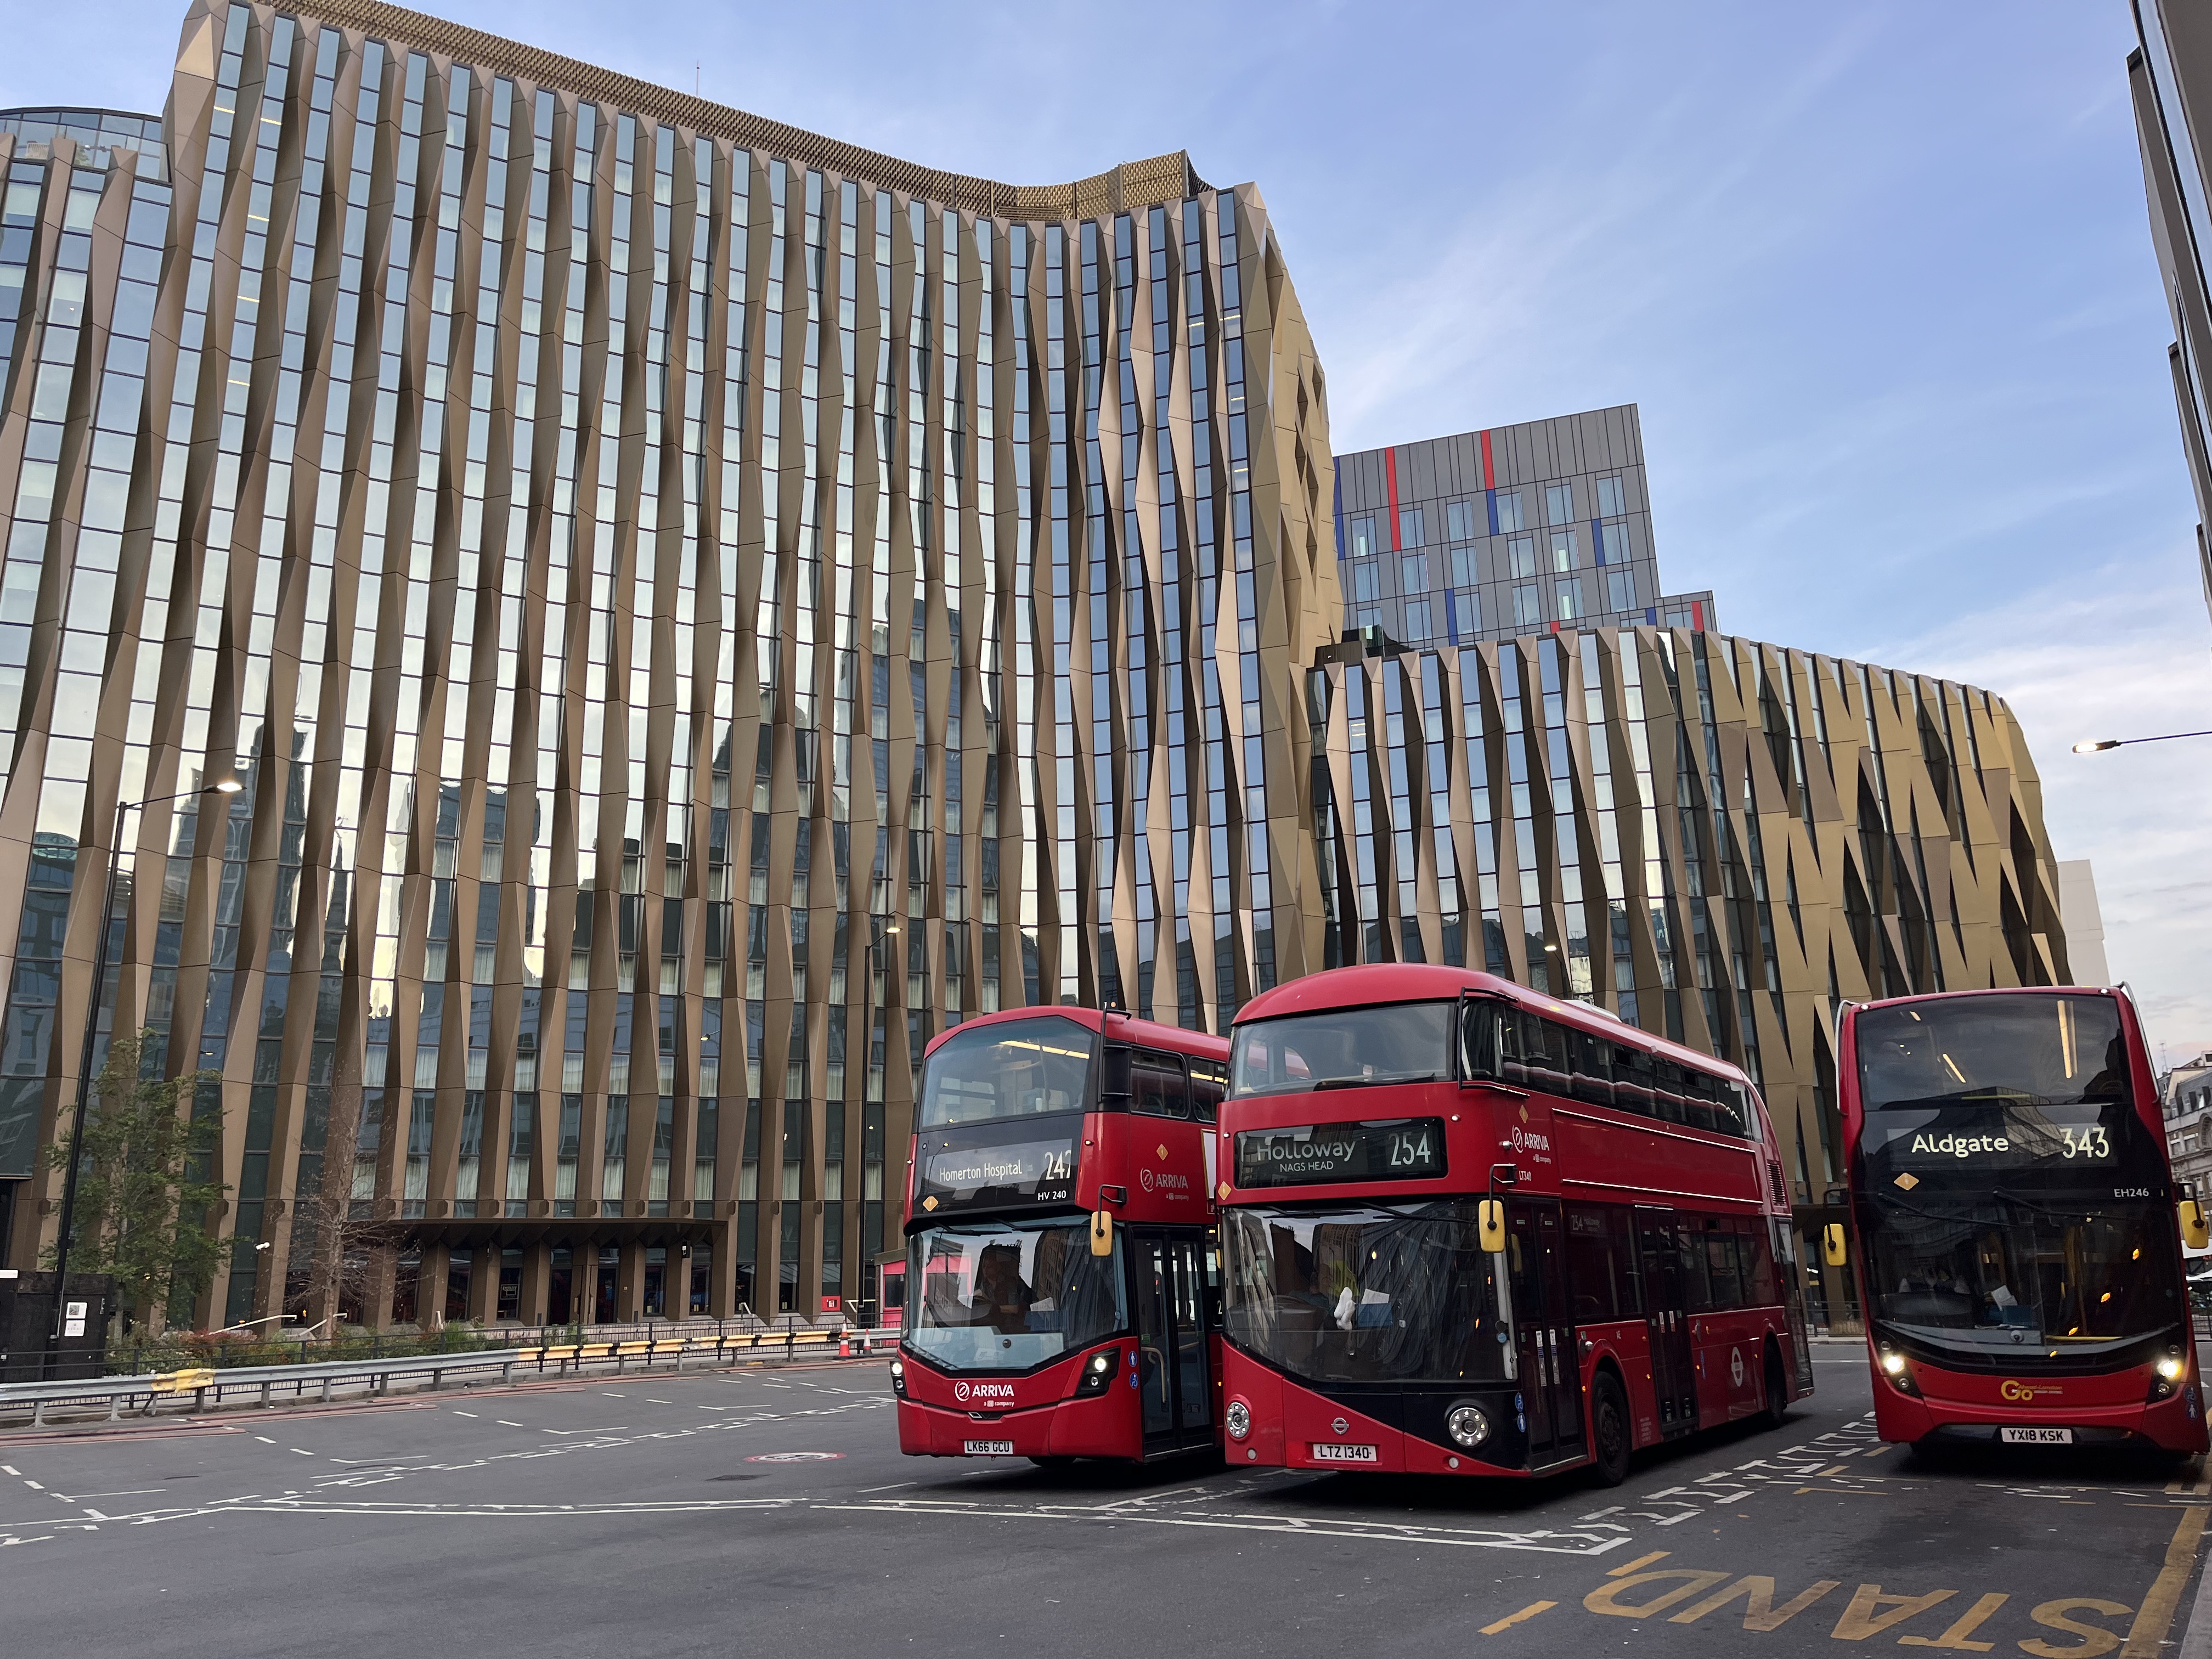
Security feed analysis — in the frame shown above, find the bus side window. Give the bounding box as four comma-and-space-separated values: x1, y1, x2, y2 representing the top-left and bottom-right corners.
1743, 1219, 1779, 1305
1674, 1220, 1714, 1312
1188, 1059, 1227, 1124
1131, 1051, 1189, 1119
1610, 1045, 1655, 1116
1701, 1217, 1745, 1310
1715, 1081, 1751, 1139
1527, 1018, 1570, 1095
1568, 1030, 1615, 1107
1498, 1010, 1530, 1088
1681, 1069, 1720, 1133
1565, 1204, 1629, 1323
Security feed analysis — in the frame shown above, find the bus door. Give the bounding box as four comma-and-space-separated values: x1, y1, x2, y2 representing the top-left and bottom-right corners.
1634, 1206, 1698, 1435
1131, 1229, 1214, 1454
1506, 1200, 1585, 1465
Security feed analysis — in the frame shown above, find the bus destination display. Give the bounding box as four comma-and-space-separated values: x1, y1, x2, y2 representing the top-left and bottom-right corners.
914, 1133, 1080, 1211
1235, 1119, 1447, 1188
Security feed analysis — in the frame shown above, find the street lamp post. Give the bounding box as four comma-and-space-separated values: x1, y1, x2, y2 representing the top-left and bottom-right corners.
2073, 730, 2212, 753
44, 775, 240, 1378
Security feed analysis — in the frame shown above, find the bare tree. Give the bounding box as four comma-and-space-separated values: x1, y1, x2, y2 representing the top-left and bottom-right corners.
297, 1045, 401, 1337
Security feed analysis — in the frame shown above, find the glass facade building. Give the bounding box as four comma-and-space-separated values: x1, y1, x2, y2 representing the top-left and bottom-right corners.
1306, 625, 2072, 1327
2129, 0, 2212, 626
1332, 407, 1716, 650
0, 1, 2078, 1336
0, 0, 1339, 1325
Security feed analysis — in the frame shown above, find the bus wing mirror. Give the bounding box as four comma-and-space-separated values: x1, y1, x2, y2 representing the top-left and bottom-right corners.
1822, 1223, 1849, 1268
2180, 1199, 2210, 1253
1090, 1211, 1114, 1258
1477, 1199, 1506, 1254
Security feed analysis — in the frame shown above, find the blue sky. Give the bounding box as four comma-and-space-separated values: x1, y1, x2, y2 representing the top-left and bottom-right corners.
11, 1, 2211, 1061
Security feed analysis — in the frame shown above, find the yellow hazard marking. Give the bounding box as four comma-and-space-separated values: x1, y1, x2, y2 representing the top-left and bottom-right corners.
1898, 1592, 2010, 1652
1668, 1577, 1841, 1630
2119, 1504, 2209, 1659
1606, 1550, 1671, 1577
1480, 1601, 1555, 1635
2021, 1600, 2133, 1659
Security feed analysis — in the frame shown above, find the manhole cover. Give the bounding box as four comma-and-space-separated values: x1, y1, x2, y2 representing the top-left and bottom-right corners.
744, 1452, 845, 1464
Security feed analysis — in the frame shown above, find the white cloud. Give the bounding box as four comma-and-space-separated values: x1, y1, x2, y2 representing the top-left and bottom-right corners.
1869, 558, 2212, 1067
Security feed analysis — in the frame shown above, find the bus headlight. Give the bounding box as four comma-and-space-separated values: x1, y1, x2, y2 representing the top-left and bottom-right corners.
1876, 1344, 1918, 1397
1447, 1404, 1490, 1448
2153, 1346, 2187, 1401
1077, 1347, 1119, 1396
1226, 1401, 1251, 1441
889, 1358, 907, 1397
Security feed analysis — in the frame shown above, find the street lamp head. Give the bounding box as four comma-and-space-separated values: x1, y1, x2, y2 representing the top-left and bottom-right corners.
212, 776, 244, 793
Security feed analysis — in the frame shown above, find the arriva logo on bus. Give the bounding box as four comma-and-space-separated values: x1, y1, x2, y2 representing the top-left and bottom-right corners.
1138, 1169, 1191, 1194
952, 1381, 1017, 1404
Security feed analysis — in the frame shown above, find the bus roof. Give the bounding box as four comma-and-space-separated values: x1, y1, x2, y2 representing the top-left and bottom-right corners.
1848, 985, 2120, 1014
1233, 963, 1751, 1086
919, 1004, 1229, 1062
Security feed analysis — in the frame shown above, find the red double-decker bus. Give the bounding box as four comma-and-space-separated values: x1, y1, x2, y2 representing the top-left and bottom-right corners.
1834, 987, 2207, 1456
892, 1007, 1231, 1465
1217, 964, 1812, 1483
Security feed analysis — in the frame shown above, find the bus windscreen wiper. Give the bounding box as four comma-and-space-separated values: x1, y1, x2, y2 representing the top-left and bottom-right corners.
1312, 1071, 1439, 1090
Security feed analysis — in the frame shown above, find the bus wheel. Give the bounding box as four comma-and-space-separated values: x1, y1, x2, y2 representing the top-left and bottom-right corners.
1756, 1345, 1789, 1431
1589, 1373, 1632, 1487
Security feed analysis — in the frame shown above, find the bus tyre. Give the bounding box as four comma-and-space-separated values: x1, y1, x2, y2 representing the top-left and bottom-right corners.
1589, 1373, 1632, 1487
1756, 1345, 1789, 1430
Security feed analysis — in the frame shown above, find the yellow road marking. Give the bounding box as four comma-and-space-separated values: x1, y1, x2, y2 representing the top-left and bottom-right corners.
1608, 1550, 1671, 1577
1480, 1601, 1556, 1635
1832, 1585, 1955, 1641
1899, 1592, 2010, 1652
1815, 1464, 1849, 1476
2120, 1504, 2209, 1659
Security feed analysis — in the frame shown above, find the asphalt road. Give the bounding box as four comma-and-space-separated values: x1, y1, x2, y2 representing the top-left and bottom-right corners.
0, 1342, 2205, 1658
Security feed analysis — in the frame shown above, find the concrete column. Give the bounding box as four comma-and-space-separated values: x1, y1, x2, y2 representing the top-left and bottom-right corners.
519, 1240, 551, 1328
617, 1236, 646, 1322
417, 1242, 451, 1328
707, 1217, 742, 1319
360, 1243, 397, 1330
466, 1241, 500, 1327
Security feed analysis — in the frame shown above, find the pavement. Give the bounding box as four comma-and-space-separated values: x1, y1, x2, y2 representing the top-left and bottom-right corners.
0, 1342, 2204, 1658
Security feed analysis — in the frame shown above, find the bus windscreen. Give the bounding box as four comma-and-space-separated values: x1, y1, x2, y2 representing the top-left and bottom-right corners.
919, 1017, 1097, 1127
1231, 1002, 1454, 1097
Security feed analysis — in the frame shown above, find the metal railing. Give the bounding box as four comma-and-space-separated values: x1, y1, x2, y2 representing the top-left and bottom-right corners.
103, 1311, 862, 1376
0, 1324, 895, 1429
